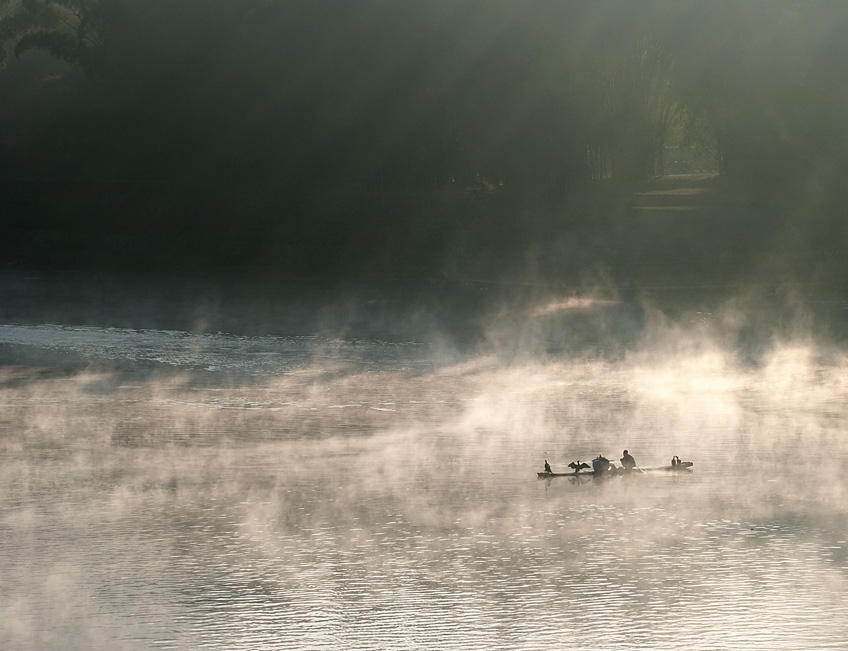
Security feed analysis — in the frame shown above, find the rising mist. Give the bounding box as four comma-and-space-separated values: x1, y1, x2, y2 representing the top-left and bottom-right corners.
2, 2, 848, 649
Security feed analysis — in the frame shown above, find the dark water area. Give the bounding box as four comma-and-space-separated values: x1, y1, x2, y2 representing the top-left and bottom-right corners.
3, 173, 846, 358
2, 275, 848, 649
4, 173, 846, 306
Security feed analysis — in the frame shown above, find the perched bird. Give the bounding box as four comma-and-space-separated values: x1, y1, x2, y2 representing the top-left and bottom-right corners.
568, 461, 590, 473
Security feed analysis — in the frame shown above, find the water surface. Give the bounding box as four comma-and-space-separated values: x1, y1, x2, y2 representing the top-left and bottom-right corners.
1, 319, 847, 650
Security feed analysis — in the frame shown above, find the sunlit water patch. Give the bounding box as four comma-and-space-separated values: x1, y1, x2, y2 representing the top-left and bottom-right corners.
1, 323, 848, 649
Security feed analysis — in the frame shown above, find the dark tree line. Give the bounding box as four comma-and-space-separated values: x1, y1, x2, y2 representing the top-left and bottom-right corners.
1, 0, 847, 276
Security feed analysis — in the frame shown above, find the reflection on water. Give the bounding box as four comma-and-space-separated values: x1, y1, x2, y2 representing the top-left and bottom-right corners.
1, 323, 847, 650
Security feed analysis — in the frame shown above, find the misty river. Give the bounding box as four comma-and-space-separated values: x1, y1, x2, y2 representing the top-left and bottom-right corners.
2, 296, 848, 650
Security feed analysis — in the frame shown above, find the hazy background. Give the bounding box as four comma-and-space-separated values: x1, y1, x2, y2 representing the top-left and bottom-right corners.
0, 0, 846, 302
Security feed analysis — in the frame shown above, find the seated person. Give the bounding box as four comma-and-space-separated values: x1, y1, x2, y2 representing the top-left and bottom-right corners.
620, 450, 636, 470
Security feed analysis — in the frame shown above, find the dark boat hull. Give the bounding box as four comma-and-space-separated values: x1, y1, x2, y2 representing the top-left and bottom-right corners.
537, 462, 692, 479
643, 462, 694, 472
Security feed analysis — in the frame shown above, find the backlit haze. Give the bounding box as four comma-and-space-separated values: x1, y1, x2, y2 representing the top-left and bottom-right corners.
2, 287, 848, 649
1, 1, 848, 649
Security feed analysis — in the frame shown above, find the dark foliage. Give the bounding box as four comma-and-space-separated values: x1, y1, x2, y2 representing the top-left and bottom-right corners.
0, 0, 846, 286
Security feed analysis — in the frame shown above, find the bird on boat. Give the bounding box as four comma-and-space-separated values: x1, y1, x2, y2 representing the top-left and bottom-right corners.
568, 461, 590, 473
544, 460, 552, 474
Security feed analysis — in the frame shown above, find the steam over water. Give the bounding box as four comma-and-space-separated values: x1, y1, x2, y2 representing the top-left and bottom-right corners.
2, 310, 848, 650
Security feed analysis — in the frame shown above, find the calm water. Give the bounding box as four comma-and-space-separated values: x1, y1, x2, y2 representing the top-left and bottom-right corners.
2, 314, 848, 650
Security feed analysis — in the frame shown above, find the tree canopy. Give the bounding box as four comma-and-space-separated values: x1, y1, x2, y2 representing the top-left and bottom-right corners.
1, 0, 847, 276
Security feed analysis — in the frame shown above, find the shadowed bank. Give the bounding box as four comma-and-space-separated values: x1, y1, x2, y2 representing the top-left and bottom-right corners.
0, 1, 846, 299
